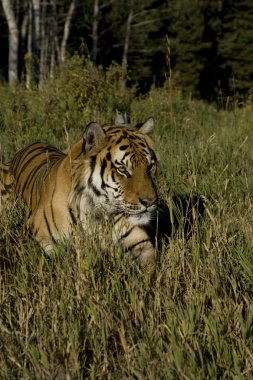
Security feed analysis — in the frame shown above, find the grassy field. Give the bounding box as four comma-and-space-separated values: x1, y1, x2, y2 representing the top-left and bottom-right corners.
0, 60, 253, 379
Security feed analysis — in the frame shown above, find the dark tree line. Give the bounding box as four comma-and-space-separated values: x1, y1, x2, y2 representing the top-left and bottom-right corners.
0, 0, 253, 101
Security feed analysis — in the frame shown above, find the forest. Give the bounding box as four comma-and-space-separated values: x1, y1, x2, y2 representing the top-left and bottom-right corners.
1, 0, 253, 102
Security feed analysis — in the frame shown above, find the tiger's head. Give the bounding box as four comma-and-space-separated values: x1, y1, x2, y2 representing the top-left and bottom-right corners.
72, 114, 158, 226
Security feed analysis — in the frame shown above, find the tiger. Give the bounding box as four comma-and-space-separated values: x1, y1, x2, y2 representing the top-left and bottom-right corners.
0, 113, 158, 268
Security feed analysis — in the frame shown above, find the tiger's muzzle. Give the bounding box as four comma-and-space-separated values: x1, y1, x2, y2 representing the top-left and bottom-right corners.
139, 196, 157, 208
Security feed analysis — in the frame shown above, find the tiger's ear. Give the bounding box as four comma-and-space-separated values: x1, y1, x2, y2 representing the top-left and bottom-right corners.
115, 110, 130, 125
138, 117, 154, 134
83, 122, 105, 153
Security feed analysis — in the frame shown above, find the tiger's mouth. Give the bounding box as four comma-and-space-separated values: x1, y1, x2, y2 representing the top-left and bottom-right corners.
126, 207, 156, 226
103, 199, 157, 217
104, 202, 156, 225
129, 199, 157, 210
124, 203, 157, 217
128, 207, 154, 215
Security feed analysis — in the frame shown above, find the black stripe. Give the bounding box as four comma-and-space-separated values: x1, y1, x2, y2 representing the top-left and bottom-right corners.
43, 210, 53, 235
114, 214, 123, 224
100, 158, 107, 179
50, 184, 59, 234
101, 160, 113, 191
28, 170, 43, 207
128, 135, 137, 140
75, 151, 83, 159
119, 226, 135, 241
87, 156, 103, 197
150, 149, 157, 161
20, 160, 46, 197
103, 182, 119, 191
111, 170, 116, 182
108, 128, 122, 134
115, 135, 125, 145
15, 150, 48, 184
50, 206, 58, 235
91, 183, 102, 197
13, 146, 26, 166
43, 210, 57, 243
88, 156, 96, 186
44, 158, 62, 180
76, 204, 81, 220
119, 145, 128, 150
82, 140, 86, 153
74, 181, 84, 192
13, 144, 46, 172
121, 151, 131, 163
77, 186, 85, 195
14, 145, 62, 183
68, 207, 77, 224
127, 239, 150, 251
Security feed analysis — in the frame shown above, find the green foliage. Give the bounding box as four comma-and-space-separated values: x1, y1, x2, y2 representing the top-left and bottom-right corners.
218, 0, 253, 96
167, 0, 253, 101
172, 0, 209, 97
1, 64, 253, 378
52, 56, 134, 119
0, 58, 134, 159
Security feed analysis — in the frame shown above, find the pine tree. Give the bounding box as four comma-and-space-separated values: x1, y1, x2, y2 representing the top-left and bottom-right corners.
198, 0, 222, 101
218, 0, 253, 98
171, 0, 211, 97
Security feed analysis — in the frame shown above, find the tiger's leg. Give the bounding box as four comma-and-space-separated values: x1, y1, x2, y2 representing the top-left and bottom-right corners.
113, 215, 155, 269
27, 203, 73, 255
27, 214, 54, 255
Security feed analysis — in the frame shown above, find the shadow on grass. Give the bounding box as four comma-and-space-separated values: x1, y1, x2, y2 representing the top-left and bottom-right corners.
145, 193, 206, 250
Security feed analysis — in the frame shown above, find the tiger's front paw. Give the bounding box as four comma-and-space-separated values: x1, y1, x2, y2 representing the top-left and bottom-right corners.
131, 241, 155, 272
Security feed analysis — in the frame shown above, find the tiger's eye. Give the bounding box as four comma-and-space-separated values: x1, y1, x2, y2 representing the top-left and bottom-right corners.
117, 166, 130, 177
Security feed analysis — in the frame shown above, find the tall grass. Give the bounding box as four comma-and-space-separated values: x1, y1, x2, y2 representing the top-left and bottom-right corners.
0, 60, 253, 379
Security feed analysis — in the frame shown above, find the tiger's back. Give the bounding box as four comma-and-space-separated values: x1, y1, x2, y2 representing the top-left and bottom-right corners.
10, 142, 66, 212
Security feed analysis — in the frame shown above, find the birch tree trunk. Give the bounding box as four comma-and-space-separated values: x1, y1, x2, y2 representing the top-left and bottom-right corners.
26, 1, 32, 88
60, 0, 76, 64
122, 0, 134, 81
32, 0, 40, 83
49, 0, 57, 78
92, 0, 99, 66
1, 0, 19, 85
21, 10, 28, 42
25, 0, 40, 87
39, 0, 47, 83
32, 0, 40, 41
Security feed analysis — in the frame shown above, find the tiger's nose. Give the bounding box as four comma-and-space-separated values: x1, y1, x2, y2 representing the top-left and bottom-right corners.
139, 196, 157, 207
